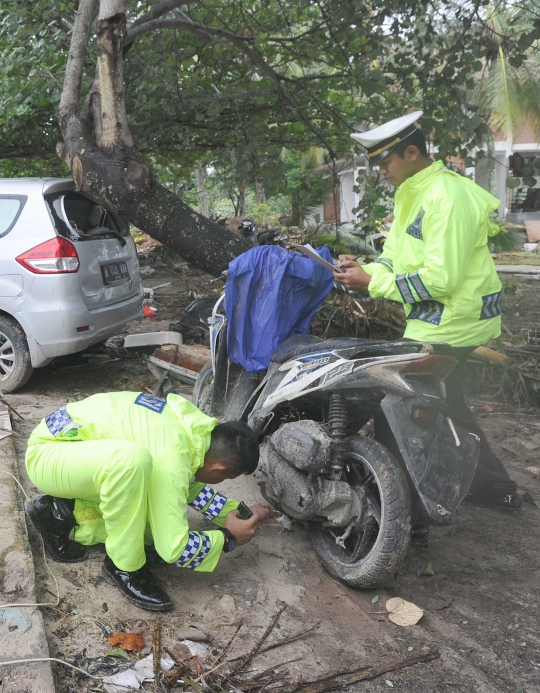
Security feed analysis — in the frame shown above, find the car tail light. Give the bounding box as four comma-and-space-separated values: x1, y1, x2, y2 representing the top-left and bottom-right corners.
411, 406, 437, 427
16, 238, 80, 274
400, 355, 456, 379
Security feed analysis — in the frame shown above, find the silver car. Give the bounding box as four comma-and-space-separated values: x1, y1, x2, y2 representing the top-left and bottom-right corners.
0, 178, 143, 392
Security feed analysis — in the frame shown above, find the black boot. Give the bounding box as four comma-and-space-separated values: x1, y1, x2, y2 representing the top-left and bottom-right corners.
102, 555, 173, 612
26, 495, 88, 563
145, 544, 165, 566
465, 483, 522, 516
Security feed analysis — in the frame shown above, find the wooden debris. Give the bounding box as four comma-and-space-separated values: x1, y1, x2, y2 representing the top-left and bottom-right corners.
231, 602, 287, 674
153, 614, 161, 676
291, 650, 440, 693
153, 344, 211, 373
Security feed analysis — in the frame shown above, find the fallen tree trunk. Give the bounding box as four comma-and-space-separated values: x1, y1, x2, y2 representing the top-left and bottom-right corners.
57, 136, 249, 276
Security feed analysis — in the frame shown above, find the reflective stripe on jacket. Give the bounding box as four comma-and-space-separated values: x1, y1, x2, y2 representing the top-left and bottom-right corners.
363, 161, 502, 347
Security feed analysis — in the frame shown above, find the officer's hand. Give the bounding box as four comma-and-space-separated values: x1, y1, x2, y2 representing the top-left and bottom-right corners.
337, 254, 359, 268
334, 266, 372, 292
250, 502, 282, 525
224, 510, 260, 546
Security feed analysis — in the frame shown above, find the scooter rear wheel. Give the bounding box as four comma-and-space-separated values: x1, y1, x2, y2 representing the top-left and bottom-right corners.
310, 435, 411, 589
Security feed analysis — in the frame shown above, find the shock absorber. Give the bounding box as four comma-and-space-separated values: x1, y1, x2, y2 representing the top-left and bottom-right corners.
328, 392, 348, 476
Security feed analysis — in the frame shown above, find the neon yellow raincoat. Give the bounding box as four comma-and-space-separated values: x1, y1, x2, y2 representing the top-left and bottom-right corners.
26, 392, 239, 572
363, 161, 502, 347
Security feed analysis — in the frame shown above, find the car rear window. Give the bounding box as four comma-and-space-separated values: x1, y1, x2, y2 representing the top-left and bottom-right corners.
45, 192, 130, 239
0, 195, 27, 238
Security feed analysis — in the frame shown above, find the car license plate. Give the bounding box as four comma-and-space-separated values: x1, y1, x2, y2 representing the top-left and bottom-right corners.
101, 261, 130, 286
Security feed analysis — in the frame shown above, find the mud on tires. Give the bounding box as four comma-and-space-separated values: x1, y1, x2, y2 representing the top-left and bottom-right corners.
310, 435, 411, 589
193, 362, 214, 415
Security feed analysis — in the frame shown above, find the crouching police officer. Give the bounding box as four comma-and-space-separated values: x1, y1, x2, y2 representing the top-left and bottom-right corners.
25, 391, 279, 611
336, 111, 520, 535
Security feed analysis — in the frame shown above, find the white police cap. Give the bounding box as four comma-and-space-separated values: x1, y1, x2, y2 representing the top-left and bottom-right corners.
351, 110, 423, 164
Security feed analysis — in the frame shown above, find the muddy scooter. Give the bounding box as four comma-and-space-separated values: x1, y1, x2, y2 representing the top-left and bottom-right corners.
194, 292, 480, 589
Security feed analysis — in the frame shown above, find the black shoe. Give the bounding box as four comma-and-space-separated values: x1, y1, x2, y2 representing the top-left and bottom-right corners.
26, 495, 88, 563
145, 544, 165, 566
102, 556, 173, 612
410, 525, 430, 548
465, 489, 522, 516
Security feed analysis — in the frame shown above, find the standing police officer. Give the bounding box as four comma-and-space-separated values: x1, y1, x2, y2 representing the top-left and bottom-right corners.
336, 111, 520, 523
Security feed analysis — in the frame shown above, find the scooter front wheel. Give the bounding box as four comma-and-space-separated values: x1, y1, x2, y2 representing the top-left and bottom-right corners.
310, 435, 411, 589
193, 362, 214, 415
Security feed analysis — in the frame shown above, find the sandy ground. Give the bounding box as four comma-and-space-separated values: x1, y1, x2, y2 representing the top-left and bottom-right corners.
7, 262, 540, 693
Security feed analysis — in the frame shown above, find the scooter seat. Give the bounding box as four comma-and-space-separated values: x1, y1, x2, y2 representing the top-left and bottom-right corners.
270, 335, 420, 364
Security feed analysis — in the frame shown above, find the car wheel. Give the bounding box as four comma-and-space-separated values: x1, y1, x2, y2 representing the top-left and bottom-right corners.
0, 316, 34, 392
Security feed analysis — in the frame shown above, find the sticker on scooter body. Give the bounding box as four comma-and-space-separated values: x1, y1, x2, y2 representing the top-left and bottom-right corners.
264, 354, 354, 407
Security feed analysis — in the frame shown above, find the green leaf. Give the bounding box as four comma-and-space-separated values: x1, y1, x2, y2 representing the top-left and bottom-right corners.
372, 595, 380, 604
386, 681, 394, 688
105, 648, 130, 660
424, 562, 435, 576
506, 177, 521, 190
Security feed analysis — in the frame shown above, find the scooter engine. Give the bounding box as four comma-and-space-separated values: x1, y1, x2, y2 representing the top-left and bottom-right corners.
256, 420, 365, 527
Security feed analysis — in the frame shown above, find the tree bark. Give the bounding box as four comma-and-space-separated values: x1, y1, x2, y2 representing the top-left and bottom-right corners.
96, 1, 134, 151
196, 168, 210, 217
57, 0, 250, 277
60, 142, 250, 274
238, 185, 247, 217
255, 178, 266, 205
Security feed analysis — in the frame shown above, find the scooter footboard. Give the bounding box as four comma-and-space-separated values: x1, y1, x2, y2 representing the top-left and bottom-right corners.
380, 394, 479, 525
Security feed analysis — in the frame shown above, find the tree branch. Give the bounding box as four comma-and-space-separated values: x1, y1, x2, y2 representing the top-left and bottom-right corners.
176, 88, 277, 102
128, 0, 188, 32
125, 11, 342, 155
59, 0, 98, 115
126, 16, 250, 48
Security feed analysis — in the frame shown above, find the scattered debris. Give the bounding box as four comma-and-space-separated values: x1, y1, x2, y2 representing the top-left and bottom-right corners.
291, 650, 440, 693
176, 626, 212, 642
386, 598, 425, 627
102, 652, 174, 693
525, 466, 540, 476
153, 615, 161, 677
218, 594, 236, 612
417, 562, 435, 577
0, 607, 32, 633
140, 266, 157, 276
182, 639, 211, 661
143, 305, 157, 318
153, 343, 211, 373
107, 631, 145, 652
104, 647, 130, 660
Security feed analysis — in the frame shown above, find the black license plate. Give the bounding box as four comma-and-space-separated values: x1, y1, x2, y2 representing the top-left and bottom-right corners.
101, 261, 130, 286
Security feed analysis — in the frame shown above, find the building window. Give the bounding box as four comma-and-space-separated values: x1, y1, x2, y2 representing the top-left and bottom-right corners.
509, 153, 540, 213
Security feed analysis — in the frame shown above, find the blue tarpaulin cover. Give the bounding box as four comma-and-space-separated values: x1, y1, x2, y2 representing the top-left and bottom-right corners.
224, 245, 334, 372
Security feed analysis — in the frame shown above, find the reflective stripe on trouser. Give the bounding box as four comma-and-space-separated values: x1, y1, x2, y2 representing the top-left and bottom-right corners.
25, 439, 152, 572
